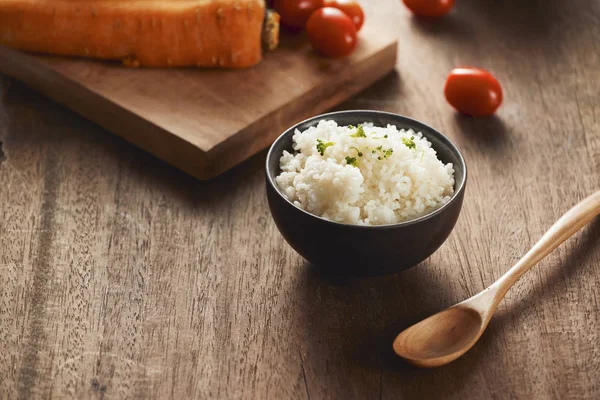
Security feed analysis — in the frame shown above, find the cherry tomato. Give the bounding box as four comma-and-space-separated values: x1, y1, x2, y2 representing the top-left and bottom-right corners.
323, 0, 365, 31
273, 0, 324, 29
306, 7, 358, 58
402, 0, 455, 18
444, 67, 503, 117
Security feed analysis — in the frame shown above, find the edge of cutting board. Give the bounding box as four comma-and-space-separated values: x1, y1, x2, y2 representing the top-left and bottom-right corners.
0, 40, 397, 180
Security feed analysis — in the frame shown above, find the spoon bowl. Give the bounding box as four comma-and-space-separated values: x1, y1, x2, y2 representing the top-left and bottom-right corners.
393, 306, 484, 367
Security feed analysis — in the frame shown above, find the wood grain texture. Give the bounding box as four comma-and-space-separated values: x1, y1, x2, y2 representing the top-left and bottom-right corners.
1, 0, 599, 399
0, 22, 397, 179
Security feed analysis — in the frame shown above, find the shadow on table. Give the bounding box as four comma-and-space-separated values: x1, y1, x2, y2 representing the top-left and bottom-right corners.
409, 13, 475, 39
293, 259, 494, 398
453, 113, 511, 151
409, 0, 592, 47
333, 70, 405, 112
294, 217, 600, 397
457, 0, 582, 44
408, 0, 585, 46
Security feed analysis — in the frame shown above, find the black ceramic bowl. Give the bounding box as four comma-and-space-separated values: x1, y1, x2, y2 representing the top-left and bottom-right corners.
266, 110, 467, 277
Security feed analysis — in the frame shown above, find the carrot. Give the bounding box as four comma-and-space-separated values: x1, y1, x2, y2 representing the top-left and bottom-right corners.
0, 0, 271, 68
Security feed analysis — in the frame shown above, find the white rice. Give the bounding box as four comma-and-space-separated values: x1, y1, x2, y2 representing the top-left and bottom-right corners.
275, 120, 455, 225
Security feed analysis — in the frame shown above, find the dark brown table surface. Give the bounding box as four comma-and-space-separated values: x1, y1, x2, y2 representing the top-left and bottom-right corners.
1, 1, 599, 398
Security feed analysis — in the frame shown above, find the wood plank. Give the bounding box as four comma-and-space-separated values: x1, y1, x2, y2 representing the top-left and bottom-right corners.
0, 22, 397, 179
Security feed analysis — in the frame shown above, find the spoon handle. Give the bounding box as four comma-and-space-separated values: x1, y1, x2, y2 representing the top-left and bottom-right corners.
492, 190, 600, 301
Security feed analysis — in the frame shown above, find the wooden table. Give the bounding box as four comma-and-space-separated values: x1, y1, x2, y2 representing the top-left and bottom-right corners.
1, 1, 599, 398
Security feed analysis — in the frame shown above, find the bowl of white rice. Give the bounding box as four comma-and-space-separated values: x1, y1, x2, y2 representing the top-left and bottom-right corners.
266, 110, 467, 276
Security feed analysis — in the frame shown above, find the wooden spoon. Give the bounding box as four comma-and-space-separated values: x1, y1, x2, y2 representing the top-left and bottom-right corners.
393, 191, 600, 368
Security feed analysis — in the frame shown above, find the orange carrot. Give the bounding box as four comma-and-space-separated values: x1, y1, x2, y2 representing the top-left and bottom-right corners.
0, 0, 272, 68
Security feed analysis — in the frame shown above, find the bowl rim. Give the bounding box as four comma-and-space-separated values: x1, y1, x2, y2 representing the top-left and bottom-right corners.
265, 110, 467, 229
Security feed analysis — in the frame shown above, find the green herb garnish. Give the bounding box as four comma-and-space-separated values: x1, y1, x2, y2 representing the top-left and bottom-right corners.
350, 124, 367, 138
377, 148, 394, 161
402, 136, 416, 150
316, 139, 334, 156
372, 133, 389, 139
345, 156, 358, 167
350, 147, 363, 157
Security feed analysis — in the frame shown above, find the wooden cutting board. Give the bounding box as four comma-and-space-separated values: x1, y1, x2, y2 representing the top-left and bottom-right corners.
0, 24, 397, 179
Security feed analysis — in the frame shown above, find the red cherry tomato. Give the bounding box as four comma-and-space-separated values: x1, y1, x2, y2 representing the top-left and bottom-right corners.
402, 0, 455, 18
273, 0, 324, 29
323, 0, 365, 31
306, 7, 358, 58
444, 67, 503, 117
